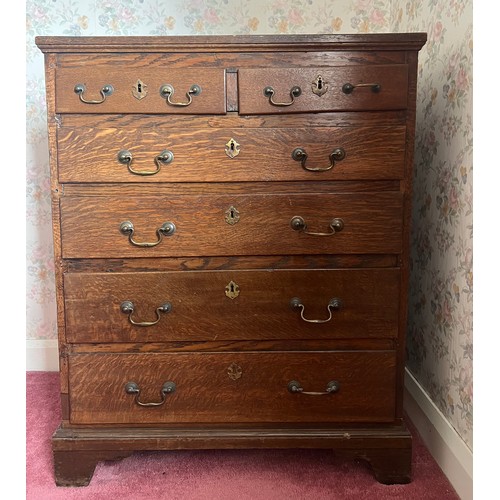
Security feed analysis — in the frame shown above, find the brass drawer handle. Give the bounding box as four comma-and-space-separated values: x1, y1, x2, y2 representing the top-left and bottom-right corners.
288, 380, 340, 396
74, 83, 114, 104
263, 85, 301, 106
117, 149, 174, 176
342, 82, 381, 94
124, 381, 176, 407
119, 220, 176, 247
291, 147, 346, 172
160, 84, 201, 107
290, 216, 344, 236
120, 300, 172, 327
290, 297, 341, 324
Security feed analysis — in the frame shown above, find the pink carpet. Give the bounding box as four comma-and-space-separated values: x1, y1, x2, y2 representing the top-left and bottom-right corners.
27, 371, 459, 499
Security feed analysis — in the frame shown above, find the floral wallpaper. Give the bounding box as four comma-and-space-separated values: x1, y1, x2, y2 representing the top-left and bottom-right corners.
26, 1, 472, 450
391, 0, 473, 450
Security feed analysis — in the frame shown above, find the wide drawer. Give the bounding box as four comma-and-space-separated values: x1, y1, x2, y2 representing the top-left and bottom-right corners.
55, 66, 226, 114
60, 192, 403, 258
238, 65, 408, 114
64, 268, 400, 342
57, 126, 407, 183
68, 351, 397, 424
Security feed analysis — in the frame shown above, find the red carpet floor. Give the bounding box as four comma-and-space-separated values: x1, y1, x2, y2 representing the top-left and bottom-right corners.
27, 371, 459, 499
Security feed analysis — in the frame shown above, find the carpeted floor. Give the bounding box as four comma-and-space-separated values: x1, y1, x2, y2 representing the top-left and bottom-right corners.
27, 371, 460, 499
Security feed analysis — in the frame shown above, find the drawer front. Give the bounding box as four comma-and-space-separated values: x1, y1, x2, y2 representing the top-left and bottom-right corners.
238, 65, 408, 114
60, 192, 403, 258
55, 66, 226, 114
64, 268, 400, 342
57, 126, 407, 183
68, 351, 397, 424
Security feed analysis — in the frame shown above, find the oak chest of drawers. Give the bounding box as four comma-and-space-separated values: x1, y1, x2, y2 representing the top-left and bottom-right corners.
36, 33, 426, 487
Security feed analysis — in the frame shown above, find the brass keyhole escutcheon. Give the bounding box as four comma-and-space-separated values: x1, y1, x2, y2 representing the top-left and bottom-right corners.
225, 205, 240, 225
312, 74, 328, 97
132, 79, 148, 100
225, 138, 240, 158
227, 363, 243, 380
225, 280, 240, 299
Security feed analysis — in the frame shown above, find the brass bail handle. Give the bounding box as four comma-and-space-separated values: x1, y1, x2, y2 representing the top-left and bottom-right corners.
118, 149, 174, 176
263, 85, 301, 106
119, 220, 176, 247
342, 82, 381, 94
291, 147, 346, 172
290, 216, 344, 236
120, 300, 172, 327
124, 381, 176, 407
287, 380, 340, 396
74, 83, 114, 104
160, 84, 201, 107
290, 297, 342, 323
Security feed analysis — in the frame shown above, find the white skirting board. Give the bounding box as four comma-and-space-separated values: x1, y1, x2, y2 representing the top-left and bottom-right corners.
25, 341, 472, 498
26, 339, 59, 372
404, 368, 473, 500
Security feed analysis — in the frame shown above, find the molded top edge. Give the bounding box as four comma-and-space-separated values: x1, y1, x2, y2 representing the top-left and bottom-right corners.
35, 33, 427, 53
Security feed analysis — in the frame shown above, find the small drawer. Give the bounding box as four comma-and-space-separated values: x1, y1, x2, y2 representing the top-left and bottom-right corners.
57, 125, 407, 183
63, 268, 400, 343
55, 65, 226, 114
238, 65, 408, 114
59, 192, 403, 258
68, 351, 397, 424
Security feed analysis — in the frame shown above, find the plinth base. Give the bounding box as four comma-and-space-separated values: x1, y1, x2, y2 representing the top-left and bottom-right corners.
52, 425, 412, 486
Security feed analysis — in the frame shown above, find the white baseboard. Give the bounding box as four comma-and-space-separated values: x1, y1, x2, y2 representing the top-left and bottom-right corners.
26, 339, 59, 371
404, 368, 473, 500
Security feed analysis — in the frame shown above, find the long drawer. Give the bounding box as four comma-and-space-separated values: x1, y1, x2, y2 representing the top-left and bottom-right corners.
64, 268, 400, 342
60, 192, 403, 258
56, 126, 407, 183
68, 351, 397, 424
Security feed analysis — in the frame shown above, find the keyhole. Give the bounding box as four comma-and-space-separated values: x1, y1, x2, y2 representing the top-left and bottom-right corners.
225, 205, 239, 225
230, 141, 235, 151
317, 77, 323, 89
137, 82, 142, 93
230, 283, 235, 292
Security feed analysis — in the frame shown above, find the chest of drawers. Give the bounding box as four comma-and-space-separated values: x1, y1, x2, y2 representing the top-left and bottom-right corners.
36, 33, 426, 487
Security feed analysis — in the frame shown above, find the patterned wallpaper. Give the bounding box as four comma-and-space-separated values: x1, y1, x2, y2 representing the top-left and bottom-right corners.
26, 1, 472, 450
392, 0, 473, 450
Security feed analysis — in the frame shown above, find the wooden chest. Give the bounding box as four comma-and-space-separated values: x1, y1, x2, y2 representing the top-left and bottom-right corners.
36, 33, 426, 487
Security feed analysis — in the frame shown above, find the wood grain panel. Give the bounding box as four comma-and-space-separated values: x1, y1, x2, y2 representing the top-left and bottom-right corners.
55, 66, 226, 114
68, 351, 397, 424
59, 110, 407, 129
63, 268, 400, 342
59, 192, 403, 258
57, 126, 406, 183
239, 65, 408, 114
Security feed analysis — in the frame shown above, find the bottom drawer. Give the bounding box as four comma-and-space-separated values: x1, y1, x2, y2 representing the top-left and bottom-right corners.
68, 351, 396, 425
